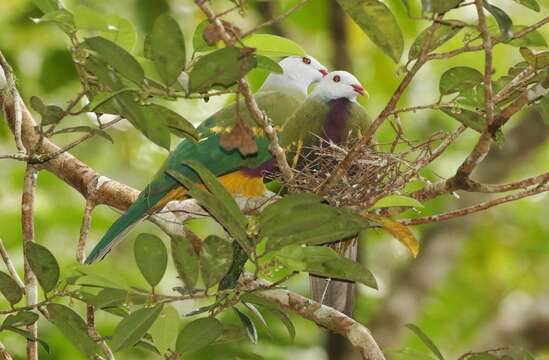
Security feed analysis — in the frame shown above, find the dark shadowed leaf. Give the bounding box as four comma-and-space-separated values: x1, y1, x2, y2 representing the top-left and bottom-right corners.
512, 0, 540, 11
170, 235, 199, 290
53, 126, 113, 143
406, 324, 445, 360
242, 302, 272, 337
200, 235, 233, 289
276, 245, 378, 289
255, 55, 283, 74
151, 14, 186, 86
439, 66, 484, 95
509, 26, 547, 47
409, 21, 464, 60
150, 305, 179, 355
0, 271, 23, 305
32, 102, 65, 126
2, 311, 39, 329
241, 34, 305, 57
111, 305, 163, 352
30, 96, 46, 114
47, 303, 99, 357
167, 170, 251, 253
440, 106, 494, 135
176, 317, 223, 353
134, 233, 168, 288
484, 3, 513, 41
85, 36, 144, 84
214, 323, 247, 344
25, 242, 60, 293
337, 0, 403, 63
142, 104, 197, 141
189, 47, 257, 92
193, 20, 217, 52
234, 307, 258, 344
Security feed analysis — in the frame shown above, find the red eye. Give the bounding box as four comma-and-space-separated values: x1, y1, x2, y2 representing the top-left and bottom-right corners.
302, 57, 311, 64
333, 75, 341, 82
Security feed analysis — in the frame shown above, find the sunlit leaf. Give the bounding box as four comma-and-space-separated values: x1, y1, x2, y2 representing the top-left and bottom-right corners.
409, 21, 464, 60
36, 9, 76, 34
439, 66, 484, 95
32, 0, 60, 13
85, 36, 144, 84
150, 305, 179, 355
111, 305, 163, 352
176, 317, 223, 353
337, 0, 403, 63
151, 14, 186, 86
234, 307, 258, 344
170, 235, 199, 290
255, 55, 283, 74
361, 212, 419, 257
200, 235, 233, 289
405, 324, 445, 360
371, 195, 424, 209
47, 303, 99, 357
134, 233, 168, 288
241, 34, 305, 57
188, 47, 256, 92
0, 271, 23, 305
25, 242, 60, 293
423, 0, 463, 13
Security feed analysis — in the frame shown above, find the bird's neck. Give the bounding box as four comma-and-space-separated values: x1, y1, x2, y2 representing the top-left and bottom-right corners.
259, 72, 310, 97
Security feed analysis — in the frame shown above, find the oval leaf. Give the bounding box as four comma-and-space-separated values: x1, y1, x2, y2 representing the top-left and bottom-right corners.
2, 311, 39, 329
171, 235, 199, 290
0, 271, 23, 305
241, 34, 305, 57
151, 14, 186, 86
200, 235, 233, 289
371, 195, 424, 209
85, 36, 144, 84
47, 303, 99, 358
111, 305, 163, 352
439, 66, 484, 95
175, 317, 223, 353
134, 233, 168, 288
25, 242, 60, 293
337, 0, 403, 63
255, 55, 283, 74
150, 305, 179, 355
409, 21, 464, 60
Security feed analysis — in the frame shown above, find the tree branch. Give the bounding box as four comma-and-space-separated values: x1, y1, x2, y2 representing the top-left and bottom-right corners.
0, 238, 25, 292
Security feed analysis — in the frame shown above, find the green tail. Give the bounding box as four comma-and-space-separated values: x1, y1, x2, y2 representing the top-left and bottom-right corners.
84, 197, 150, 264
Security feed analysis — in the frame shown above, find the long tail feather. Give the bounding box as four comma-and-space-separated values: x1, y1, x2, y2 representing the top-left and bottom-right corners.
309, 237, 358, 316
84, 200, 149, 264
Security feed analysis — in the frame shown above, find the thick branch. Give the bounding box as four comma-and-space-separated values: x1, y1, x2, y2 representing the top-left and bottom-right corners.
240, 274, 385, 360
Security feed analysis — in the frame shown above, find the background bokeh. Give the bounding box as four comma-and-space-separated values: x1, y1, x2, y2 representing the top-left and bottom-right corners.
0, 0, 548, 359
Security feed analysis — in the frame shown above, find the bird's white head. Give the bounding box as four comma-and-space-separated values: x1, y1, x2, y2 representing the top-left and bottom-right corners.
259, 55, 328, 95
311, 70, 368, 103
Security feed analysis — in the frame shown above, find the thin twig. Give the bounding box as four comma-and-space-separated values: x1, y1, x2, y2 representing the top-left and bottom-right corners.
0, 238, 25, 292
87, 304, 115, 360
22, 164, 38, 360
240, 0, 309, 37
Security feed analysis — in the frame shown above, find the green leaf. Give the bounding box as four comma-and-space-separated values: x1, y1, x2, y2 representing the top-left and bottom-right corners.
509, 26, 547, 47
276, 245, 378, 289
36, 9, 76, 34
4, 326, 51, 354
81, 287, 147, 308
0, 271, 23, 305
241, 34, 305, 57
30, 96, 46, 114
233, 307, 258, 344
142, 104, 197, 141
440, 106, 486, 132
371, 195, 424, 209
254, 55, 283, 74
150, 305, 179, 355
337, 0, 403, 63
47, 303, 99, 357
175, 317, 223, 353
242, 302, 272, 337
2, 311, 39, 329
111, 305, 163, 352
188, 47, 257, 92
167, 170, 251, 253
25, 242, 60, 293
439, 66, 484, 95
85, 36, 144, 84
134, 233, 168, 288
241, 293, 296, 342
409, 21, 464, 60
512, 0, 540, 11
405, 324, 445, 360
484, 3, 513, 41
520, 48, 549, 70
193, 20, 217, 53
53, 126, 114, 143
151, 14, 186, 86
424, 0, 463, 13
171, 235, 199, 290
32, 0, 60, 13
200, 235, 233, 289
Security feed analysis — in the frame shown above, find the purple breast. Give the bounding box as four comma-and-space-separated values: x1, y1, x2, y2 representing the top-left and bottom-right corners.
324, 98, 352, 144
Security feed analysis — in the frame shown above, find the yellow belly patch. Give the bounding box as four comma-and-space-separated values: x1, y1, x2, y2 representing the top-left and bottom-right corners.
151, 171, 266, 213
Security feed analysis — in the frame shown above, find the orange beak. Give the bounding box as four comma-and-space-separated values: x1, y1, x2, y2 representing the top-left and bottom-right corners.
320, 69, 328, 76
351, 84, 368, 98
